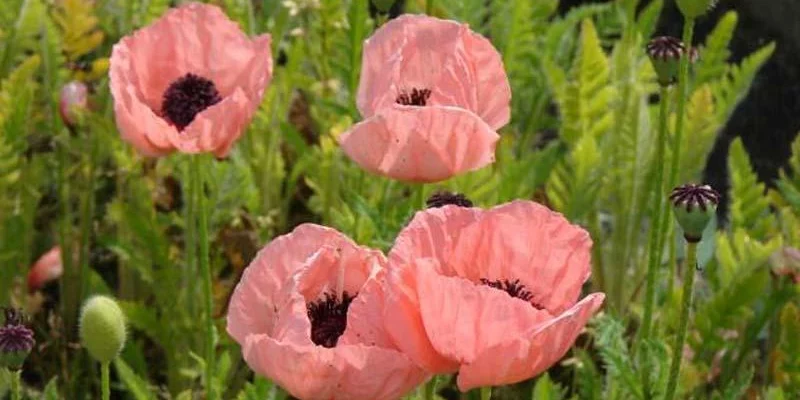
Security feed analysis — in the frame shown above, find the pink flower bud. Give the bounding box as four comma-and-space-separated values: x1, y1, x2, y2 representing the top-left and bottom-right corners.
59, 81, 89, 127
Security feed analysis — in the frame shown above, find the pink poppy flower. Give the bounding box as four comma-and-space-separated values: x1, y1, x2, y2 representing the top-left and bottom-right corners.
384, 200, 605, 390
109, 2, 272, 158
28, 247, 63, 293
340, 14, 511, 182
226, 224, 428, 400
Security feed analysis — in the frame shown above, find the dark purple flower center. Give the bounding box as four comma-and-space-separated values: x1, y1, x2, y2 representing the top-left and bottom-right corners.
307, 292, 356, 348
396, 88, 431, 106
0, 308, 35, 354
480, 279, 545, 309
426, 191, 473, 209
161, 73, 222, 131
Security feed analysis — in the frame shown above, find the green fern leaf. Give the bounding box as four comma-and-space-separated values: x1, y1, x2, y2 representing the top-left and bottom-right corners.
696, 11, 737, 86
728, 137, 775, 239
713, 42, 775, 124
52, 0, 104, 62
678, 85, 720, 183
775, 133, 800, 211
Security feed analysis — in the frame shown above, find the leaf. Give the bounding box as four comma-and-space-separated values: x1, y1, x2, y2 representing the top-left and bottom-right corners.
728, 137, 775, 240
593, 315, 644, 400
236, 377, 276, 400
775, 133, 800, 212
696, 11, 737, 86
678, 85, 720, 183
52, 0, 104, 62
41, 377, 60, 400
114, 358, 157, 400
531, 373, 565, 400
712, 42, 775, 124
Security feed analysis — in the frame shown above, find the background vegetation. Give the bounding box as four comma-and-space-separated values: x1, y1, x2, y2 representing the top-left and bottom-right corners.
0, 0, 798, 398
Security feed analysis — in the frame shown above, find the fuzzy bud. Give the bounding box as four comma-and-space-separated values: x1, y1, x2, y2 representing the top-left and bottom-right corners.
676, 0, 719, 19
0, 308, 35, 370
79, 296, 126, 364
59, 81, 89, 128
670, 184, 720, 243
771, 247, 800, 284
647, 36, 699, 86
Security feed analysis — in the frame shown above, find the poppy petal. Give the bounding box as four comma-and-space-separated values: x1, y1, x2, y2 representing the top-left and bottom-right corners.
456, 293, 605, 390
339, 105, 499, 182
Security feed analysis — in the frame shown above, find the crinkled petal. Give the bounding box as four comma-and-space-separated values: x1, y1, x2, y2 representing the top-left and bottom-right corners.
244, 335, 425, 400
226, 224, 360, 343
166, 88, 250, 157
116, 3, 262, 110
389, 200, 592, 315
293, 244, 386, 304
357, 14, 510, 130
414, 259, 552, 364
456, 293, 605, 390
339, 105, 499, 183
382, 259, 462, 374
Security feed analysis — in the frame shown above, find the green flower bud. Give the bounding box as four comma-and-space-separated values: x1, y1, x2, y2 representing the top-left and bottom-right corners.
676, 0, 719, 19
670, 184, 720, 243
79, 296, 127, 363
646, 36, 699, 87
0, 308, 35, 370
371, 0, 395, 13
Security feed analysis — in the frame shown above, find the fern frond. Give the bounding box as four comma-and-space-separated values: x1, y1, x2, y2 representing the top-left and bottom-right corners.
712, 42, 775, 124
728, 137, 775, 240
555, 19, 615, 145
52, 0, 104, 63
0, 0, 47, 77
593, 315, 645, 400
446, 0, 491, 34
678, 85, 720, 183
696, 11, 737, 86
775, 133, 800, 212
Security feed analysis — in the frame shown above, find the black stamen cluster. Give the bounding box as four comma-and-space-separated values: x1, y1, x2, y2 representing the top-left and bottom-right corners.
307, 292, 356, 348
426, 191, 474, 209
396, 88, 432, 106
480, 279, 544, 309
161, 73, 222, 130
669, 184, 721, 212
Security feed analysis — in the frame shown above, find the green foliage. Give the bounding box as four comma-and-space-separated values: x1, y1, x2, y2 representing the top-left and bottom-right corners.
593, 315, 644, 399
775, 133, 800, 212
728, 137, 776, 239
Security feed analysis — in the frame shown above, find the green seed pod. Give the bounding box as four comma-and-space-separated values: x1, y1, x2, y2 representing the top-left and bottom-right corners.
670, 184, 720, 243
676, 0, 718, 19
646, 36, 698, 87
371, 0, 395, 13
79, 296, 127, 363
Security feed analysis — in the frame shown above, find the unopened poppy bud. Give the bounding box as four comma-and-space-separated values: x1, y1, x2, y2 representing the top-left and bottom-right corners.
647, 36, 699, 86
669, 184, 720, 243
676, 0, 719, 19
59, 81, 89, 128
79, 296, 126, 364
0, 308, 35, 370
371, 0, 395, 12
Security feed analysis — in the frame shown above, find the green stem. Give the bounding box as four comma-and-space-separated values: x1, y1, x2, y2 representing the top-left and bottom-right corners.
11, 369, 21, 400
480, 387, 491, 400
639, 84, 671, 398
665, 19, 696, 191
185, 158, 197, 316
664, 241, 697, 400
422, 376, 438, 400
190, 156, 215, 400
426, 0, 434, 15
101, 362, 110, 400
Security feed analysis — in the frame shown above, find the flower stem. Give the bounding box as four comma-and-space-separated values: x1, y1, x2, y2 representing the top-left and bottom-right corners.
664, 240, 697, 400
639, 84, 670, 396
422, 376, 438, 400
666, 19, 696, 191
190, 156, 216, 400
479, 387, 492, 400
11, 369, 21, 400
101, 362, 110, 400
426, 0, 434, 15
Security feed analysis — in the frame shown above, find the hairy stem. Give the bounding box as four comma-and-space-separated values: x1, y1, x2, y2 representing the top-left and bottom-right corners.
101, 362, 110, 400
480, 387, 492, 400
639, 84, 671, 398
664, 241, 697, 400
11, 369, 21, 400
190, 156, 215, 400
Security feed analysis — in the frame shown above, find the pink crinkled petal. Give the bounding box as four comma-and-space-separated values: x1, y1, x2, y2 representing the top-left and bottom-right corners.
456, 293, 605, 391
339, 105, 499, 183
